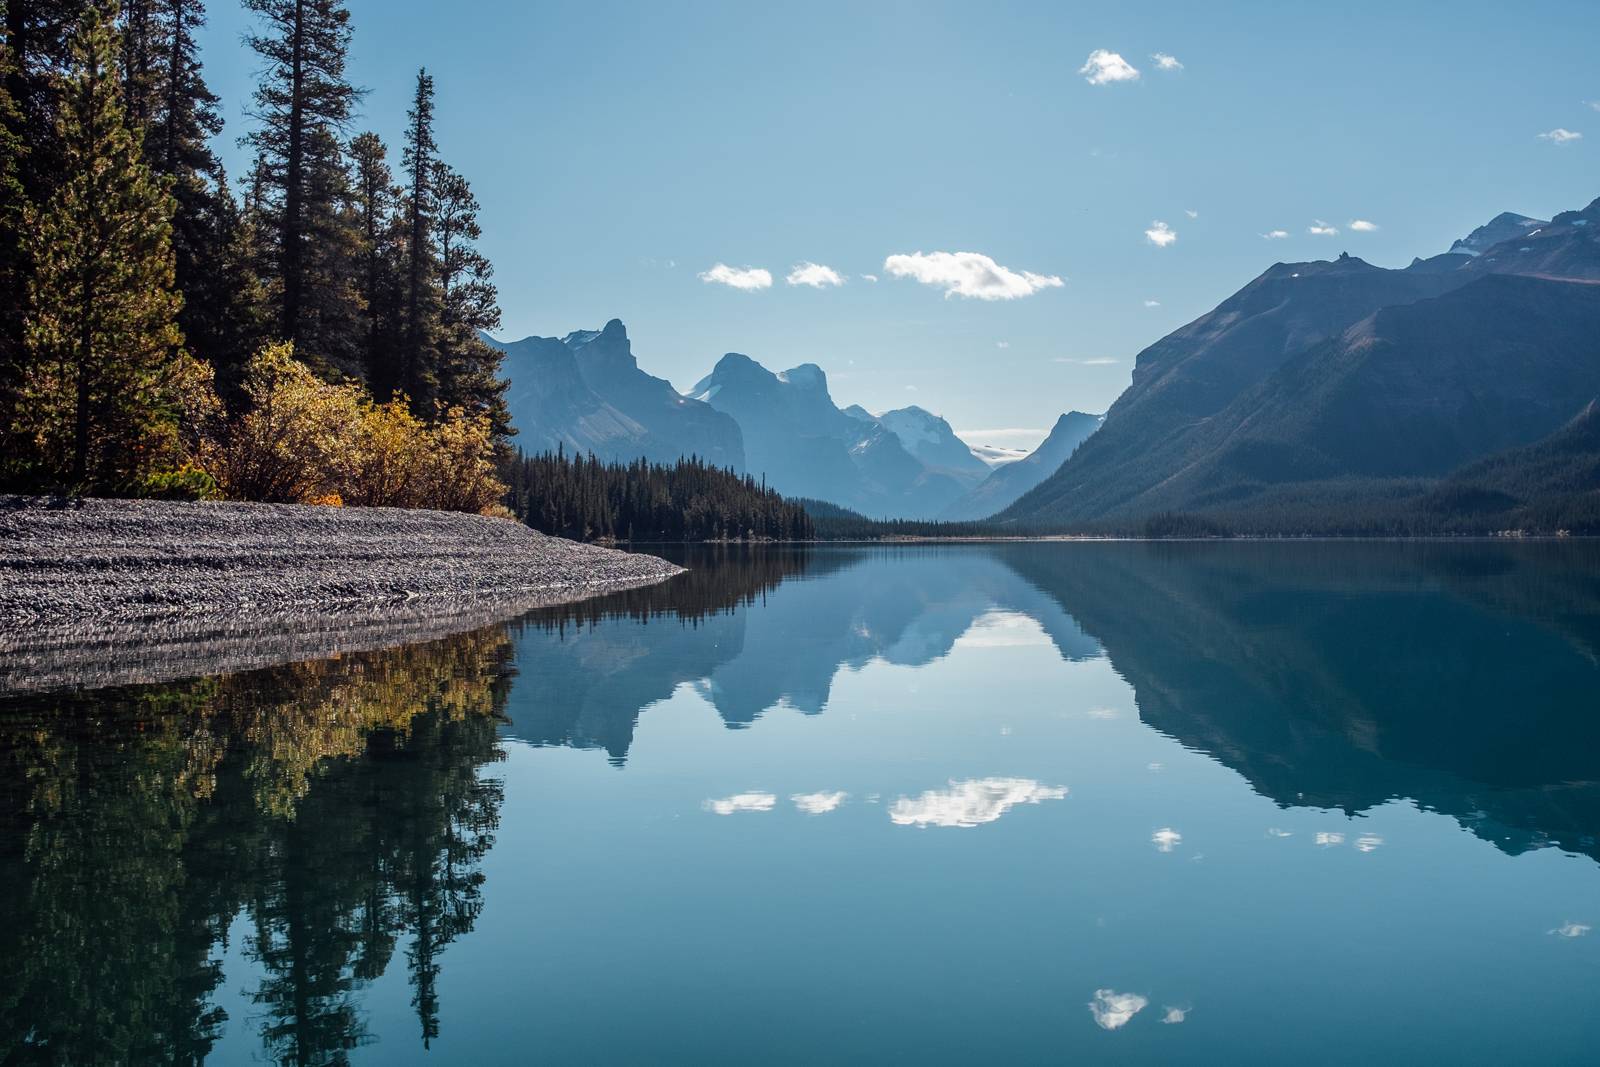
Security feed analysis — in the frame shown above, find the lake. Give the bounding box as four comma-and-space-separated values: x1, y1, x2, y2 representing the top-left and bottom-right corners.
3, 542, 1599, 1064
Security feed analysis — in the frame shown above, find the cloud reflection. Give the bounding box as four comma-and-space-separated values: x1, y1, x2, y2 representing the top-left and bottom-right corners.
890, 778, 1067, 828
1550, 921, 1591, 938
1355, 833, 1384, 852
1162, 1006, 1189, 1024
1152, 828, 1182, 852
1089, 989, 1149, 1030
704, 792, 777, 815
792, 791, 848, 815
1315, 831, 1345, 847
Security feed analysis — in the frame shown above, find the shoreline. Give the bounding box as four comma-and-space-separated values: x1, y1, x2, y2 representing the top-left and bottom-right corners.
0, 496, 684, 692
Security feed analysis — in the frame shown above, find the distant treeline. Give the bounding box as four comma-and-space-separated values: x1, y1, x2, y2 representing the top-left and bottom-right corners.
502, 451, 814, 542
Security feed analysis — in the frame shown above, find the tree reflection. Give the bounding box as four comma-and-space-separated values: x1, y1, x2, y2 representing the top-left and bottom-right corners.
0, 626, 511, 1065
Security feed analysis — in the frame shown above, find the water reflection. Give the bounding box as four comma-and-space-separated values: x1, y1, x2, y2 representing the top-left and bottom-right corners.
506, 541, 1600, 866
0, 629, 511, 1064
2, 540, 1599, 1062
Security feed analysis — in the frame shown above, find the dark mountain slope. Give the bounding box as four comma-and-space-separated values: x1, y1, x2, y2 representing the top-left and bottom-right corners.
1020, 274, 1600, 524
999, 254, 1473, 523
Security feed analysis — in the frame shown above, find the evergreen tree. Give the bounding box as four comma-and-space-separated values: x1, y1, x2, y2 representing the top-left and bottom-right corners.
430, 159, 508, 436
242, 0, 363, 375
348, 129, 403, 395
399, 67, 437, 406
0, 38, 30, 458
16, 5, 186, 491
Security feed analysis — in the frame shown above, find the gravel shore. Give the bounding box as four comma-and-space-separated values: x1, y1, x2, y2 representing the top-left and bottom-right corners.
0, 496, 684, 691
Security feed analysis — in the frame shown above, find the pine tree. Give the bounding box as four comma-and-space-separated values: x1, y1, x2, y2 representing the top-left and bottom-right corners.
430, 160, 508, 437
16, 5, 187, 491
0, 38, 30, 458
348, 129, 403, 396
399, 67, 437, 406
242, 0, 363, 374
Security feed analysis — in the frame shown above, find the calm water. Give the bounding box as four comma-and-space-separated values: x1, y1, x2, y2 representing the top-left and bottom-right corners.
3, 542, 1600, 1064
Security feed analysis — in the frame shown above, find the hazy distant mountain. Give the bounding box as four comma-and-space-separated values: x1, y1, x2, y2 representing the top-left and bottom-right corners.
942, 412, 1103, 520
1001, 195, 1600, 531
1448, 211, 1547, 256
487, 319, 743, 469
690, 355, 970, 517
875, 406, 991, 484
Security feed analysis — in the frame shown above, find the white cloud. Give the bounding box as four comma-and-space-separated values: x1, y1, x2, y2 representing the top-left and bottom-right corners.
883, 251, 1064, 300
699, 263, 772, 290
1080, 49, 1140, 85
1185, 209, 1199, 219
786, 261, 845, 288
1162, 1007, 1189, 1025
704, 792, 777, 815
995, 340, 1010, 349
1315, 831, 1345, 847
1538, 128, 1582, 144
1151, 52, 1184, 72
1143, 299, 1161, 307
792, 790, 847, 815
1089, 989, 1149, 1030
1152, 827, 1182, 852
1054, 356, 1119, 366
1145, 220, 1177, 247
1086, 706, 1119, 719
1262, 229, 1290, 240
889, 777, 1067, 828
1348, 219, 1379, 232
1308, 220, 1339, 236
1550, 921, 1591, 938
860, 273, 879, 282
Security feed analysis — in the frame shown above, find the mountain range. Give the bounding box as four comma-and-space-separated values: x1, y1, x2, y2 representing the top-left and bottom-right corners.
490, 323, 1095, 519
1001, 194, 1600, 533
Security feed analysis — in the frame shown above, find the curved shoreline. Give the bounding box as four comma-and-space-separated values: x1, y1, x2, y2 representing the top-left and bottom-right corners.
0, 496, 684, 692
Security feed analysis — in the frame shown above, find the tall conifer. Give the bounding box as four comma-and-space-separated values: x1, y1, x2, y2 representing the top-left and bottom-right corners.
18, 5, 186, 490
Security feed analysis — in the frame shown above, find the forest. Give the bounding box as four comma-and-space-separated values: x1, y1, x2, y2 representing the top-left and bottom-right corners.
502, 450, 815, 542
0, 0, 507, 507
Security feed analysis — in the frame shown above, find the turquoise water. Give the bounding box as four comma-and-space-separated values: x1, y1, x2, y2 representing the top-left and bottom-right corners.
3, 543, 1599, 1064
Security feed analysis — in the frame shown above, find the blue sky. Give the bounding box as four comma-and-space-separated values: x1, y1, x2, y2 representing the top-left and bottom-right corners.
199, 0, 1598, 449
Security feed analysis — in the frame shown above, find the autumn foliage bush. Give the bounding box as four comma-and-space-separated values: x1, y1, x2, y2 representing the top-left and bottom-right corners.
197, 343, 506, 513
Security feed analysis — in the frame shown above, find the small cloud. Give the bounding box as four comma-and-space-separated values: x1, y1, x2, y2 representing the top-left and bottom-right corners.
995, 340, 1010, 349
1145, 220, 1177, 247
884, 250, 1064, 300
1152, 827, 1182, 852
860, 273, 879, 282
1089, 989, 1149, 1030
1054, 356, 1120, 366
1355, 833, 1384, 852
904, 385, 918, 392
1080, 49, 1140, 85
1308, 220, 1339, 236
1086, 706, 1119, 720
786, 261, 845, 288
1162, 1007, 1189, 1025
699, 263, 772, 290
1262, 229, 1290, 240
1143, 299, 1161, 307
1266, 827, 1293, 838
1589, 101, 1600, 112
1348, 219, 1379, 232
1151, 52, 1184, 72
1315, 831, 1345, 847
792, 791, 847, 815
704, 792, 776, 814
1538, 128, 1582, 144
1550, 921, 1591, 938
1146, 761, 1164, 772
889, 777, 1067, 828
1184, 209, 1199, 219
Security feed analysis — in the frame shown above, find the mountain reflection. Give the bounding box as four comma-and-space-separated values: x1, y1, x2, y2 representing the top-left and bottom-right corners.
506, 541, 1600, 865
0, 628, 512, 1065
